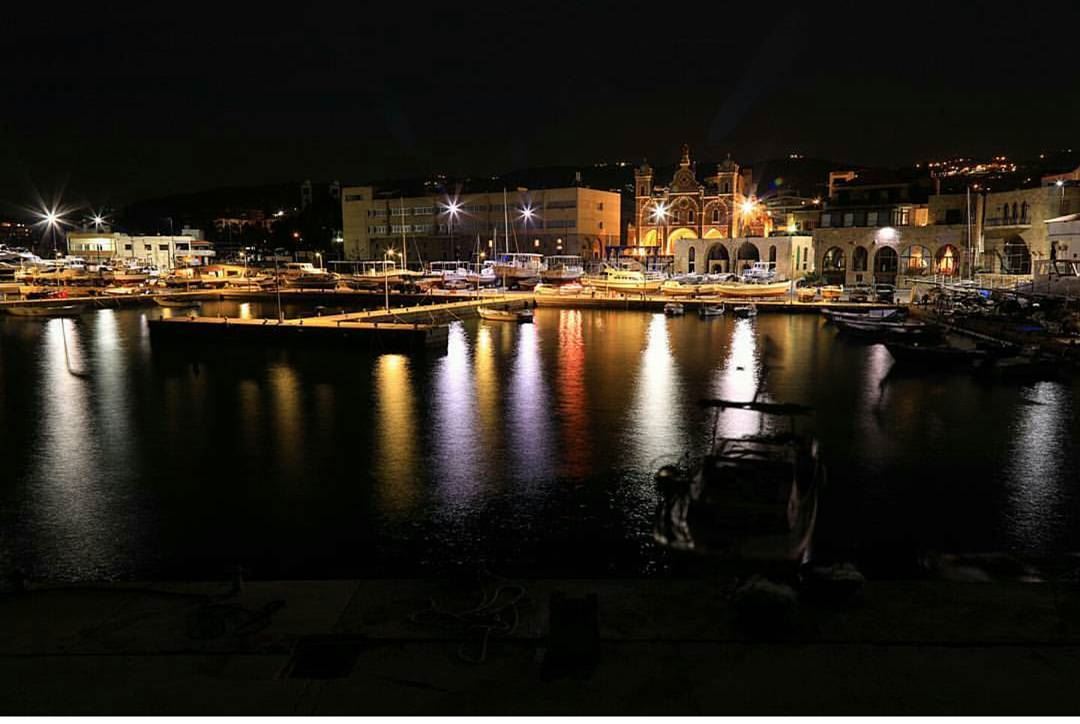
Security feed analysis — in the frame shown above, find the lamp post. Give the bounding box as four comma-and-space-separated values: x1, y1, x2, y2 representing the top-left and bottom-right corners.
444, 199, 461, 261
651, 202, 669, 261
520, 204, 534, 255
1057, 179, 1066, 215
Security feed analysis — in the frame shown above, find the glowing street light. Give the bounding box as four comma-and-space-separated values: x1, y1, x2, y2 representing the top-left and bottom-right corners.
741, 198, 759, 215
442, 197, 462, 260
36, 206, 67, 257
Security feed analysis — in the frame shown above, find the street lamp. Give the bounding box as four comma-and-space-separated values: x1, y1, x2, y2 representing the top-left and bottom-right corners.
37, 207, 67, 258
315, 251, 323, 270
443, 198, 461, 260
519, 204, 535, 254
651, 202, 669, 255
1057, 179, 1066, 215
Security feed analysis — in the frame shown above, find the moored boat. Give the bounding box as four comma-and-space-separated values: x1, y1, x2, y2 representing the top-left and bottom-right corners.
6, 303, 87, 318
706, 280, 790, 299
663, 302, 685, 316
478, 305, 534, 323
582, 267, 665, 293
154, 296, 202, 308
540, 255, 584, 282
699, 303, 725, 317
732, 304, 757, 319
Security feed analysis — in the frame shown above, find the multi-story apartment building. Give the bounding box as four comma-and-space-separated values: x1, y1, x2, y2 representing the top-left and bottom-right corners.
341, 185, 620, 263
66, 232, 216, 269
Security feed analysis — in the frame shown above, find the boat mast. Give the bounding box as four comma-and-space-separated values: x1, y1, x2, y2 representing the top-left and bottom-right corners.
400, 195, 408, 271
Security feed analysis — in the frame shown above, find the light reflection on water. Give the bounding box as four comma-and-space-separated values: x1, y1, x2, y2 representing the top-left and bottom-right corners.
2, 303, 1079, 580
1004, 382, 1072, 552
373, 353, 419, 516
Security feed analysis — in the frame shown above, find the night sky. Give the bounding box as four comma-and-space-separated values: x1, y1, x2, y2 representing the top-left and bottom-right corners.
4, 1, 1079, 209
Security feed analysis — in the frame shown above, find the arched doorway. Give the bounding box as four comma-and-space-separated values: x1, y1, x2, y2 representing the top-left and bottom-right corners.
852, 246, 868, 272
1001, 236, 1031, 274
901, 245, 932, 276
874, 246, 898, 284
688, 246, 697, 274
821, 246, 846, 285
706, 243, 730, 273
641, 228, 658, 246
666, 227, 698, 256
734, 242, 759, 274
935, 245, 959, 275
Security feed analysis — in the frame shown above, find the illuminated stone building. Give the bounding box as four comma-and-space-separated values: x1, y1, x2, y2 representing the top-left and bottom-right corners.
629, 146, 768, 257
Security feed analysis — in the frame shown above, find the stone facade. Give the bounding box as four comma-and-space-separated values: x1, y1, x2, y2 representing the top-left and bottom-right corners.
672, 234, 814, 279
631, 146, 769, 256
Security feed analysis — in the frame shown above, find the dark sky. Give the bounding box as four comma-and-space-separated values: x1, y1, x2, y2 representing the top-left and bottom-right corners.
4, 1, 1078, 210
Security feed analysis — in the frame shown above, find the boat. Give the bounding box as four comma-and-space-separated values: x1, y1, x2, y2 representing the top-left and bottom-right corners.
706, 280, 790, 299
699, 303, 725, 317
884, 340, 990, 367
820, 285, 844, 300
534, 282, 584, 296
478, 305, 534, 323
541, 255, 584, 282
582, 267, 665, 293
154, 296, 202, 309
661, 280, 704, 297
821, 308, 903, 324
834, 316, 941, 342
740, 261, 779, 283
663, 302, 685, 316
732, 304, 757, 319
654, 399, 822, 567
336, 260, 408, 290
493, 253, 544, 287
101, 286, 144, 296
5, 303, 87, 318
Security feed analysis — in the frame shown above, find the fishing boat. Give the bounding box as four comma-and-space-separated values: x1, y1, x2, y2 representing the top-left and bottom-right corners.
819, 285, 844, 300
154, 296, 202, 309
582, 267, 665, 293
707, 280, 790, 299
6, 303, 87, 318
534, 282, 584, 296
732, 304, 757, 319
833, 316, 940, 342
699, 303, 725, 317
654, 399, 822, 567
493, 253, 544, 286
821, 308, 903, 324
478, 305, 534, 323
660, 280, 704, 297
540, 255, 584, 282
883, 340, 990, 367
663, 302, 685, 316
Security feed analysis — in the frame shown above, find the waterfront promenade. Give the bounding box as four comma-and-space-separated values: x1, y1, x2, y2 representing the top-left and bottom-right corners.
3, 573, 1080, 714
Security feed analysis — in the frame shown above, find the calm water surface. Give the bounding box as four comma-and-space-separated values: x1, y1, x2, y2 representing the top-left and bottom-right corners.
1, 301, 1078, 581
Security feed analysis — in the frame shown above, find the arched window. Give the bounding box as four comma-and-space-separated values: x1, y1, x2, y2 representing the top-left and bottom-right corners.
712, 207, 720, 223
768, 245, 777, 264
1021, 201, 1029, 222
1011, 202, 1018, 221
852, 246, 868, 271
689, 210, 695, 224
688, 246, 697, 274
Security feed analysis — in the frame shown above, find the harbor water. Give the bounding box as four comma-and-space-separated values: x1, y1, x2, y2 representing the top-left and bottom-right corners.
1, 300, 1078, 581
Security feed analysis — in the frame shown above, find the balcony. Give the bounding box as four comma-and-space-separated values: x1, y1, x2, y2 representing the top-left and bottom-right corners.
984, 215, 1031, 228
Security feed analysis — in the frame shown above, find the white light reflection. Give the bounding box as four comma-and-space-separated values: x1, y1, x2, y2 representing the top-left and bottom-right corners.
507, 322, 554, 485
432, 323, 483, 509
710, 318, 762, 438
29, 319, 113, 577
1003, 382, 1071, 553
627, 314, 686, 469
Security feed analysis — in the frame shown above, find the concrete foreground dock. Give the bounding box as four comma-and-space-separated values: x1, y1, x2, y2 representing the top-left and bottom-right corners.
3, 574, 1080, 714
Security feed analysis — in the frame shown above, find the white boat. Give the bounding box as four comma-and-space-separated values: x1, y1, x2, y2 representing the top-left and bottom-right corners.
663, 302, 685, 316
732, 304, 758, 318
6, 303, 87, 317
541, 255, 584, 282
699, 303, 725, 317
582, 267, 665, 293
335, 260, 408, 290
478, 305, 534, 323
740, 261, 779, 283
281, 263, 339, 289
493, 253, 544, 284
